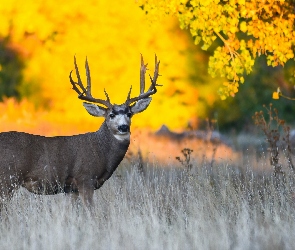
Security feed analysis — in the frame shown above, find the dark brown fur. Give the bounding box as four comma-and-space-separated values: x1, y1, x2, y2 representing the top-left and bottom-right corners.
0, 121, 129, 206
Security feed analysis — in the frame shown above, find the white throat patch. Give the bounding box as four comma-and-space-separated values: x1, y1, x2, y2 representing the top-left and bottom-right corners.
114, 133, 130, 141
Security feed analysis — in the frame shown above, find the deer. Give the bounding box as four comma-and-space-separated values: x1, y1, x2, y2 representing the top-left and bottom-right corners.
0, 55, 161, 207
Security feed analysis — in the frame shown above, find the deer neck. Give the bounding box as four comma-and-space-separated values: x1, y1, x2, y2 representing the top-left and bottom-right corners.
92, 121, 129, 173
95, 121, 130, 149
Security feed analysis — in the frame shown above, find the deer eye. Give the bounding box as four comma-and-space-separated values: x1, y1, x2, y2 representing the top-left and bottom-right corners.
127, 112, 132, 118
109, 113, 115, 118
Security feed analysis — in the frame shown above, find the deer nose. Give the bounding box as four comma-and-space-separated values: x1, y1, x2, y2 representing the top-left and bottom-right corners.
118, 125, 130, 133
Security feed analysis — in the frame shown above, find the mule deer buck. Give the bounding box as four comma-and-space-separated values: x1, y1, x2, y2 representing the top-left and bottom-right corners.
0, 55, 160, 207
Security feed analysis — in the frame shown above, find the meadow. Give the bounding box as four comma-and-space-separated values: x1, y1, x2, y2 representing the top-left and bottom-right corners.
0, 1, 294, 249
0, 146, 294, 250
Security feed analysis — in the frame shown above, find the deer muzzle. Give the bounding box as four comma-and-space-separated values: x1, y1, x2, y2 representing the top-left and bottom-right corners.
118, 125, 130, 133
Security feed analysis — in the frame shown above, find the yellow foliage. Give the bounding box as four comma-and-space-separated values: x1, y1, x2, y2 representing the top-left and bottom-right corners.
138, 0, 295, 99
272, 92, 279, 100
0, 98, 98, 135
0, 0, 222, 133
240, 21, 247, 33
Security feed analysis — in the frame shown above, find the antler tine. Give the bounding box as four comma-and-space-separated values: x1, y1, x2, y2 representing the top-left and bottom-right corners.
104, 88, 111, 103
140, 54, 148, 95
125, 54, 146, 103
69, 56, 87, 96
85, 57, 92, 97
148, 54, 161, 92
69, 56, 112, 108
126, 85, 132, 101
126, 54, 161, 105
74, 56, 85, 92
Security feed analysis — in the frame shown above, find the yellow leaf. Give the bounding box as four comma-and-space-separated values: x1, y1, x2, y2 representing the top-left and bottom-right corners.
272, 92, 279, 99
240, 21, 247, 32
230, 26, 237, 33
220, 95, 227, 100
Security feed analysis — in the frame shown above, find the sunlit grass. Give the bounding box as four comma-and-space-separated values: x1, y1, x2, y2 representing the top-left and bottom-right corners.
1, 160, 294, 249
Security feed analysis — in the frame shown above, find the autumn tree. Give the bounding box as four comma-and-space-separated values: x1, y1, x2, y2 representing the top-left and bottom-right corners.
138, 0, 295, 99
0, 0, 207, 130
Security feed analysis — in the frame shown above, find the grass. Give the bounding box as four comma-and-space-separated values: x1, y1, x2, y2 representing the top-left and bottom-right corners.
0, 157, 294, 250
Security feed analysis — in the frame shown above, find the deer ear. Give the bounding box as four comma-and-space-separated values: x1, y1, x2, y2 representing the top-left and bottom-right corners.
83, 102, 106, 117
130, 98, 152, 114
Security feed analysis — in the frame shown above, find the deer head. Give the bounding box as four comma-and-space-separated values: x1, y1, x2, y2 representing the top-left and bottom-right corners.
69, 55, 161, 141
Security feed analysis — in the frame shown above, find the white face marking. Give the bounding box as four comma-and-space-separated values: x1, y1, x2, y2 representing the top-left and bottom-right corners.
114, 133, 130, 141
107, 113, 131, 141
117, 114, 129, 128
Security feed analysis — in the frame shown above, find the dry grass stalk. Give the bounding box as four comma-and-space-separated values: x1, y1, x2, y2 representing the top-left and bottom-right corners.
253, 103, 294, 175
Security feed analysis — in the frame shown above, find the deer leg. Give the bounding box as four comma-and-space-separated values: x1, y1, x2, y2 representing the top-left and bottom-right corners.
64, 192, 80, 213
70, 192, 79, 203
94, 170, 113, 189
77, 181, 94, 208
63, 176, 80, 206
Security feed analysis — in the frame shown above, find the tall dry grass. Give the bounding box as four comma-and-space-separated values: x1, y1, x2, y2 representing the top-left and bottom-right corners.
0, 159, 294, 250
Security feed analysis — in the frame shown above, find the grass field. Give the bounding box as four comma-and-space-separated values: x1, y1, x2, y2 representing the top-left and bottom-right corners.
0, 155, 294, 250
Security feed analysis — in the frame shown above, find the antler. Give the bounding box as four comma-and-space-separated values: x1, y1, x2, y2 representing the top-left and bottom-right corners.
126, 54, 161, 105
69, 56, 112, 108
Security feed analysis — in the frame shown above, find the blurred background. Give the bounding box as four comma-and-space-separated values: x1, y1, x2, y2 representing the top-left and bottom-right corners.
0, 0, 294, 137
